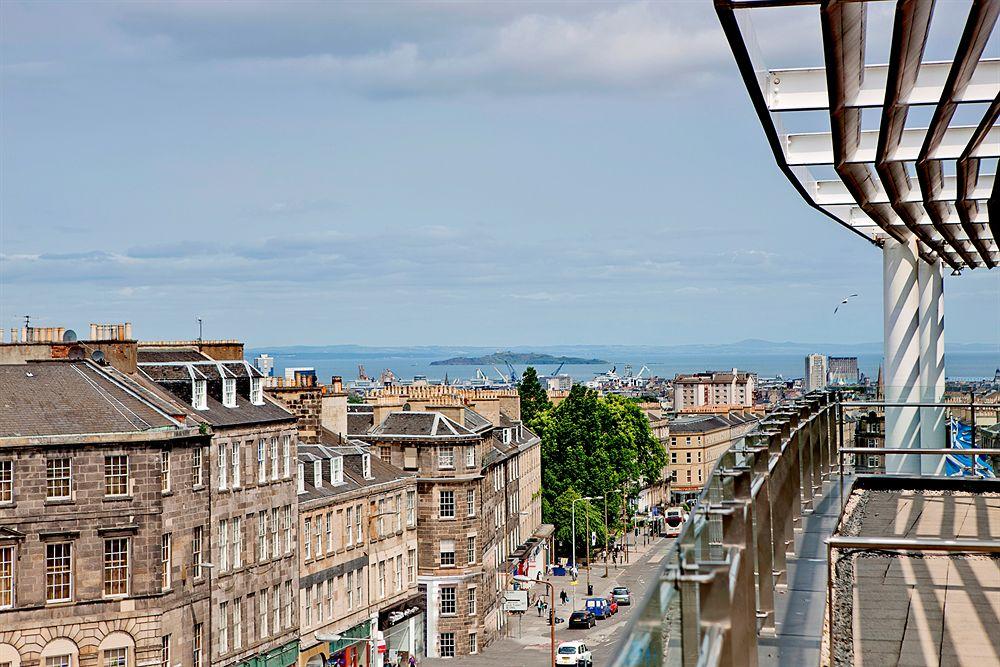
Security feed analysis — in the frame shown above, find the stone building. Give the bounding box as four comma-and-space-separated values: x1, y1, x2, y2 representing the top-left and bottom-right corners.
350, 388, 548, 660
0, 360, 211, 667
667, 412, 758, 502
137, 353, 300, 667
294, 435, 421, 667
672, 370, 755, 412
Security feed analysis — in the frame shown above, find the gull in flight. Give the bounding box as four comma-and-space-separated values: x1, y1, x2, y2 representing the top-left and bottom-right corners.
834, 294, 859, 314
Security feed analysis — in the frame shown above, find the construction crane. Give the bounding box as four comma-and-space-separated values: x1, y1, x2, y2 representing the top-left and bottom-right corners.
357, 364, 371, 382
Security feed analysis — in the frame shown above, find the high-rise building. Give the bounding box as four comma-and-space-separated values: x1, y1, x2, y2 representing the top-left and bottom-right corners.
828, 356, 860, 385
804, 354, 828, 392
255, 353, 275, 377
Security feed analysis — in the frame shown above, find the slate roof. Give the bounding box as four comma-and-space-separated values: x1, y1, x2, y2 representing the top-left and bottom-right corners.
297, 435, 413, 504
670, 412, 759, 434
368, 411, 475, 438
347, 409, 374, 436
0, 361, 181, 437
137, 348, 210, 363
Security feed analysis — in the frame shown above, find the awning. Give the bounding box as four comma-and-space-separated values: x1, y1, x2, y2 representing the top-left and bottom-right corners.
533, 523, 555, 539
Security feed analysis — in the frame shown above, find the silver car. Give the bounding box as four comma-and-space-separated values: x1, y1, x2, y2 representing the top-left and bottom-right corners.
611, 586, 632, 605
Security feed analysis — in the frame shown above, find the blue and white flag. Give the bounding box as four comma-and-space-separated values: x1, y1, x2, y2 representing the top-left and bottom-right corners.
945, 417, 995, 478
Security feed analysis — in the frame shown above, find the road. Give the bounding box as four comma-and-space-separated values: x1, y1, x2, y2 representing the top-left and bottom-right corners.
422, 533, 672, 666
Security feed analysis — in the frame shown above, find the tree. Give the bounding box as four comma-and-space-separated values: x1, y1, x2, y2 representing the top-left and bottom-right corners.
518, 366, 552, 425
549, 488, 606, 562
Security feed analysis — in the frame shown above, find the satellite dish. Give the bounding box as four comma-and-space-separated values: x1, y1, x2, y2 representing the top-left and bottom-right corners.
91, 350, 106, 365
68, 346, 85, 360
63, 329, 78, 342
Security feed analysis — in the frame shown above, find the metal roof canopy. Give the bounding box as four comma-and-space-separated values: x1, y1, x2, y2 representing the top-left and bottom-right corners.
716, 0, 1000, 270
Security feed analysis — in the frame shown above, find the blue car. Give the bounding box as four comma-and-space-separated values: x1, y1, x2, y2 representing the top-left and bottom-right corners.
584, 597, 611, 619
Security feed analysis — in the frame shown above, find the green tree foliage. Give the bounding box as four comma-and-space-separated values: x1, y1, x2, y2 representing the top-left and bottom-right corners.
550, 488, 606, 562
540, 385, 667, 555
518, 366, 552, 426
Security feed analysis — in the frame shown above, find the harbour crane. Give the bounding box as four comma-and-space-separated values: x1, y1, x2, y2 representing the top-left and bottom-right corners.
551, 361, 565, 376
493, 366, 510, 384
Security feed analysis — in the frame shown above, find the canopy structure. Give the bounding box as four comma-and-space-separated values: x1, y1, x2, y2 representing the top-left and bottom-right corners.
715, 0, 999, 271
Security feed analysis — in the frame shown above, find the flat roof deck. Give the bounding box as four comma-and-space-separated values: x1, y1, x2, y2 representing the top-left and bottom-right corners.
829, 484, 1000, 667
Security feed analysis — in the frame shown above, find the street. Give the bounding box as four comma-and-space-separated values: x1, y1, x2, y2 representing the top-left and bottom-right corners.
423, 534, 672, 666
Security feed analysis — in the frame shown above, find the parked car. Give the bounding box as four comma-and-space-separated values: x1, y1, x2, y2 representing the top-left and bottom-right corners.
606, 597, 619, 615
568, 610, 597, 629
556, 640, 594, 667
611, 586, 632, 605
664, 507, 687, 537
585, 597, 611, 619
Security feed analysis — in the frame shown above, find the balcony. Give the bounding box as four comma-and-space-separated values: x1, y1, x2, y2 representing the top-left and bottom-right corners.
610, 392, 1000, 667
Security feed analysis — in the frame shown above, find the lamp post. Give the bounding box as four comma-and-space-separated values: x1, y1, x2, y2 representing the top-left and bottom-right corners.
570, 495, 599, 610
584, 495, 602, 595
514, 574, 555, 667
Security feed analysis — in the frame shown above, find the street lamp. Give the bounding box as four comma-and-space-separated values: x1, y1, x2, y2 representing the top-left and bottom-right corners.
514, 574, 555, 667
570, 495, 599, 609
584, 496, 602, 594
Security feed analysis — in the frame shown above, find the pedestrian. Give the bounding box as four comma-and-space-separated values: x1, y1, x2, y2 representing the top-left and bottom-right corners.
560, 590, 567, 605
408, 656, 417, 667
536, 597, 544, 617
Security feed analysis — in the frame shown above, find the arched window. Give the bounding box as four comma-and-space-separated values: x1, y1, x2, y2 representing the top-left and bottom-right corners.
0, 643, 21, 667
98, 632, 135, 667
40, 638, 79, 667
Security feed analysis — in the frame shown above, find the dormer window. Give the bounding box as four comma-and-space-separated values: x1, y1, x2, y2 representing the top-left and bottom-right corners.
502, 428, 512, 444
223, 378, 237, 408
313, 460, 323, 489
330, 456, 344, 485
362, 454, 372, 479
192, 380, 207, 410
250, 377, 263, 405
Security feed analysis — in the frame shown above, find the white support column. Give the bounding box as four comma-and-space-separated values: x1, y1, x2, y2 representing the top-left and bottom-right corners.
918, 258, 946, 475
883, 237, 922, 475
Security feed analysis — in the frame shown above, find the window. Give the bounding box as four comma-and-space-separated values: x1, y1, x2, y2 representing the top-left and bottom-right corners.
407, 548, 416, 583
160, 451, 171, 493
440, 540, 455, 567
160, 637, 170, 667
313, 515, 322, 557
325, 578, 333, 619
45, 657, 70, 667
379, 446, 391, 461
270, 438, 279, 481
258, 589, 269, 637
192, 448, 204, 487
395, 494, 402, 531
232, 518, 242, 569
304, 519, 312, 559
314, 582, 322, 623
46, 542, 72, 602
469, 633, 478, 655
438, 447, 455, 469
440, 586, 456, 615
218, 520, 229, 571
218, 445, 227, 490
284, 580, 293, 628
271, 585, 280, 634
192, 379, 207, 410
346, 571, 354, 609
466, 446, 475, 468
407, 490, 416, 527
103, 648, 127, 667
331, 456, 343, 485
47, 458, 72, 500
355, 504, 363, 543
466, 489, 476, 517
686, 452, 692, 463
377, 498, 386, 537
192, 526, 204, 578
161, 534, 172, 589
467, 536, 476, 564
325, 512, 333, 553
104, 537, 128, 597
0, 460, 11, 503
345, 507, 353, 547
304, 585, 312, 626
395, 554, 402, 591
257, 440, 266, 483
251, 377, 263, 405
233, 597, 243, 649
192, 623, 203, 667
670, 452, 677, 464
283, 505, 293, 554
355, 566, 363, 605
439, 490, 455, 518
223, 378, 237, 408
271, 508, 280, 559
104, 455, 129, 497
362, 453, 371, 479
231, 443, 240, 488
403, 447, 417, 469
378, 560, 386, 598
282, 436, 291, 478
439, 633, 455, 658
258, 511, 267, 562
468, 586, 477, 615
0, 545, 15, 608
219, 601, 229, 653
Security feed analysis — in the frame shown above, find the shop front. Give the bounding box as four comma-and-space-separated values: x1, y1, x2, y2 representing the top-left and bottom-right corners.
376, 595, 426, 665
240, 641, 300, 667
298, 621, 372, 667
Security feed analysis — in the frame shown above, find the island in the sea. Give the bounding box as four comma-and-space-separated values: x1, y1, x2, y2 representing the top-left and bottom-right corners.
430, 351, 608, 366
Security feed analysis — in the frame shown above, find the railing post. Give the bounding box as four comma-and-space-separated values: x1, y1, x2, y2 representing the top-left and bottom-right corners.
680, 545, 701, 667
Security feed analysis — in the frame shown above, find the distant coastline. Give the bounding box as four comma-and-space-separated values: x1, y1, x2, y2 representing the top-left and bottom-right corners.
430, 351, 607, 366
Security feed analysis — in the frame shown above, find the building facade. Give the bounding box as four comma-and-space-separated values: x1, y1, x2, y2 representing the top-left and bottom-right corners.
667, 412, 758, 501
804, 354, 828, 393
827, 357, 860, 386
672, 370, 755, 412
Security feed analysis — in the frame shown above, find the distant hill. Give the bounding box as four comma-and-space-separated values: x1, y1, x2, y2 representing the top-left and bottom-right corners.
430, 351, 607, 366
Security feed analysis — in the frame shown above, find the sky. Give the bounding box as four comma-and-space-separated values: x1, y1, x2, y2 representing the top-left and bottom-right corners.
1, 1, 998, 348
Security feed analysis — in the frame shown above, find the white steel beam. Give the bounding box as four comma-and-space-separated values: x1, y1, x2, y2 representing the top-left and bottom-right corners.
785, 125, 1000, 165
813, 174, 996, 205
765, 59, 1000, 111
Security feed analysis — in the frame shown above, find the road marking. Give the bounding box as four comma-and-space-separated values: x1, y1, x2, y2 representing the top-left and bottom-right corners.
648, 552, 666, 564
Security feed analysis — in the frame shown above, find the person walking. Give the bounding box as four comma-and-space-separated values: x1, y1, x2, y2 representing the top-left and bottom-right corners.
536, 597, 544, 617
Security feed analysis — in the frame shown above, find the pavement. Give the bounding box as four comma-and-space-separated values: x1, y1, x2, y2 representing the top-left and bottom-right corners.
422, 533, 673, 666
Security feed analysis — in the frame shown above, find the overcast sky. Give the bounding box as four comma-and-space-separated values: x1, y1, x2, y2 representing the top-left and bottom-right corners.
2, 1, 998, 347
